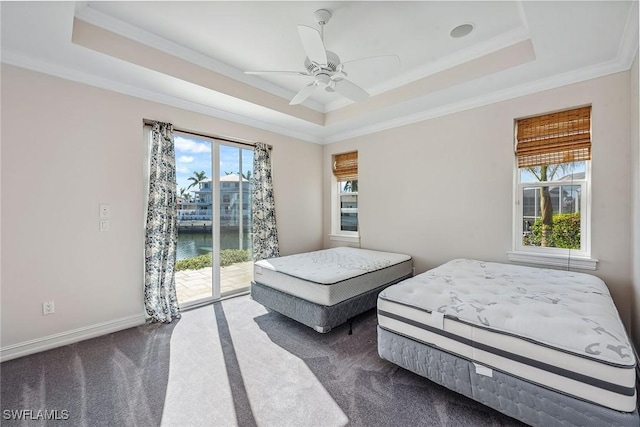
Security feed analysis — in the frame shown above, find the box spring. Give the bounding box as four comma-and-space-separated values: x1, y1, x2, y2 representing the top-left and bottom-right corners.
378, 326, 639, 427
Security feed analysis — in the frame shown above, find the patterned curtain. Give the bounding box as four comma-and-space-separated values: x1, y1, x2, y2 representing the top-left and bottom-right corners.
252, 142, 280, 260
144, 122, 180, 322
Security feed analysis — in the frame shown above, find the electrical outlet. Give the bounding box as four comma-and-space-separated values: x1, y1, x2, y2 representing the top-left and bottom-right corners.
43, 301, 55, 315
99, 204, 111, 218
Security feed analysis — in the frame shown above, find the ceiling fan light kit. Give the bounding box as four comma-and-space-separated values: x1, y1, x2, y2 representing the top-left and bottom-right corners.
245, 8, 401, 106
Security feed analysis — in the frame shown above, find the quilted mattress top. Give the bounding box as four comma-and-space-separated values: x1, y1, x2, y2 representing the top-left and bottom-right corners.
379, 258, 635, 367
254, 247, 412, 285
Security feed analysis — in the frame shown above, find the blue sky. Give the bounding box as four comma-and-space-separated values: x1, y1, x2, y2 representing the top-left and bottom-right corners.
174, 134, 254, 194
520, 162, 586, 183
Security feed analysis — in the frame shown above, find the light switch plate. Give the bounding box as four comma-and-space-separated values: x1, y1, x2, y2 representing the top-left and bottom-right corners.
100, 220, 110, 232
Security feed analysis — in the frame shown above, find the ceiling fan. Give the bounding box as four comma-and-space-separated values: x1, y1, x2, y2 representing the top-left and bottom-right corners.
245, 9, 401, 106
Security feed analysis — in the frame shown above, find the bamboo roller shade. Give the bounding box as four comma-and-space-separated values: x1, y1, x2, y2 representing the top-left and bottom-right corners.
333, 151, 358, 181
515, 106, 591, 168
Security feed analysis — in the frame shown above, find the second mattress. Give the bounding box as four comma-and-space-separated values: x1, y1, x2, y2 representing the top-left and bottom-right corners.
254, 247, 413, 306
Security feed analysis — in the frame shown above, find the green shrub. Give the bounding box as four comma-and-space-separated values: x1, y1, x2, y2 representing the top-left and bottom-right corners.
523, 213, 580, 249
175, 249, 250, 271
176, 253, 211, 271
220, 249, 250, 266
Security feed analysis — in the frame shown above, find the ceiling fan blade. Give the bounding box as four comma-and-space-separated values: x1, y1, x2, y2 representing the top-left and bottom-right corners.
290, 82, 317, 105
245, 70, 311, 76
298, 25, 327, 66
341, 54, 401, 71
340, 54, 401, 85
333, 79, 369, 103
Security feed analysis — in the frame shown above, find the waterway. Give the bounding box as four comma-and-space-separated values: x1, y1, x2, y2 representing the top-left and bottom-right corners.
177, 231, 251, 260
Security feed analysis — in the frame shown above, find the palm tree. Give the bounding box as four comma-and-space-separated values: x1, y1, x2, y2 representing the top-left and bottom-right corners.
187, 170, 208, 190
179, 187, 192, 202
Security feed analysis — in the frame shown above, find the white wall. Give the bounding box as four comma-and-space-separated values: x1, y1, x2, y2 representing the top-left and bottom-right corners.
0, 64, 323, 356
324, 71, 635, 330
3, 60, 637, 355
631, 50, 640, 348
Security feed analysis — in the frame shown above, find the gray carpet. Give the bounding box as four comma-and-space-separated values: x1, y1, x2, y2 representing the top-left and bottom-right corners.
1, 295, 525, 426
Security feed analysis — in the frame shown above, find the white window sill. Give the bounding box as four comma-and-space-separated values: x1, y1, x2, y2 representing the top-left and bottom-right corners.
507, 251, 598, 270
329, 233, 360, 243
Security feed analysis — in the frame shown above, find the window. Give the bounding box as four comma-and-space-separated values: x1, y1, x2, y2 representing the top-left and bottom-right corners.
331, 151, 359, 242
339, 181, 358, 232
509, 106, 597, 269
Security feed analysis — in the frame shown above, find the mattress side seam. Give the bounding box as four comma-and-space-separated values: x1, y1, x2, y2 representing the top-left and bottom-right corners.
377, 309, 636, 397
378, 296, 635, 369
259, 258, 413, 285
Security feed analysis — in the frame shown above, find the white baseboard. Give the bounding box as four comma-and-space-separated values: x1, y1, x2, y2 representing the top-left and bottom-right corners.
0, 314, 147, 362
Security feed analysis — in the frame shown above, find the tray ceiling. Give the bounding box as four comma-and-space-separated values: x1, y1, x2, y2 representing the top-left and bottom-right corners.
1, 1, 637, 143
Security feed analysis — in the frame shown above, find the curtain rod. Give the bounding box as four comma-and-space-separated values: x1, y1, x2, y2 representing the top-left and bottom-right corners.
143, 119, 271, 150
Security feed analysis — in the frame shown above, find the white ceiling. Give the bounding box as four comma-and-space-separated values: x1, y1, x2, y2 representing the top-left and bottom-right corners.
1, 1, 638, 144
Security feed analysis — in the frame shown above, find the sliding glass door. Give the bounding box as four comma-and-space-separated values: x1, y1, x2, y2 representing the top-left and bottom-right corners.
218, 145, 254, 297
174, 132, 253, 306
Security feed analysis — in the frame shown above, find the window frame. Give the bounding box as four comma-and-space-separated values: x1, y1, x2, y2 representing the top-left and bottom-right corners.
509, 160, 597, 270
508, 106, 597, 269
514, 162, 590, 251
330, 179, 360, 242
337, 179, 359, 229
330, 152, 360, 243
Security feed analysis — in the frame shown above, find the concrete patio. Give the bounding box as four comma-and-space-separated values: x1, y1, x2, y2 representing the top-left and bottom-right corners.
175, 261, 253, 304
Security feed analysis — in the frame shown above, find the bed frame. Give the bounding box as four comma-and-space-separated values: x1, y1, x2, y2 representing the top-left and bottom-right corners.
251, 273, 411, 333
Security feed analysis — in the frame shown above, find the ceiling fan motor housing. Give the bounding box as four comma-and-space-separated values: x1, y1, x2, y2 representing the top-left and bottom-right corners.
304, 50, 340, 73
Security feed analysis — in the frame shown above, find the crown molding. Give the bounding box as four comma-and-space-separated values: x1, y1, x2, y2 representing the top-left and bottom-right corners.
74, 4, 326, 114
323, 55, 631, 144
1, 50, 324, 144
618, 0, 639, 69
4, 0, 637, 146
324, 24, 531, 112
325, 0, 636, 142
4, 43, 630, 147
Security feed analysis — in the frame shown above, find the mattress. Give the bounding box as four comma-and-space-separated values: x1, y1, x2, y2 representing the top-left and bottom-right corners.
254, 247, 413, 306
377, 258, 636, 413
